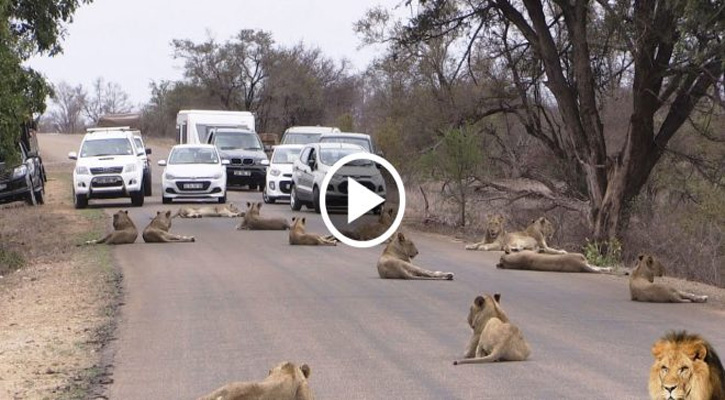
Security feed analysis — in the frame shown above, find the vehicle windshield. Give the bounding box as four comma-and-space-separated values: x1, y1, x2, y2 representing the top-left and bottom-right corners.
282, 133, 321, 145
80, 138, 134, 157
196, 124, 249, 143
213, 132, 262, 150
319, 137, 371, 152
271, 148, 301, 164
319, 148, 371, 166
168, 147, 219, 165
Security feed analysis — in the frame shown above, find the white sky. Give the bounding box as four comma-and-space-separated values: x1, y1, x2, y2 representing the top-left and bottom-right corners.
27, 0, 410, 107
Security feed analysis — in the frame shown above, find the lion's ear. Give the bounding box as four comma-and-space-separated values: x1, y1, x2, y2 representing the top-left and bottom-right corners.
387, 208, 394, 216
124, 210, 129, 214
246, 202, 251, 207
638, 254, 644, 261
300, 364, 311, 379
257, 201, 263, 208
156, 211, 161, 215
474, 296, 485, 307
651, 340, 667, 359
302, 217, 306, 223
689, 341, 708, 361
165, 210, 171, 217
494, 293, 501, 303
291, 217, 297, 222
397, 232, 406, 241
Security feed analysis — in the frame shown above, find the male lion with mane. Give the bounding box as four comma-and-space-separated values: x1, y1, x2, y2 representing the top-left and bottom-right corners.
465, 214, 506, 251
142, 210, 195, 243
84, 210, 137, 245
649, 331, 724, 400
630, 254, 708, 303
197, 361, 314, 400
501, 216, 566, 254
454, 293, 531, 365
377, 232, 454, 280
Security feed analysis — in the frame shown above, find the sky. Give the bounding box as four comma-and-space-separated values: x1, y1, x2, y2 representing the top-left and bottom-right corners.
27, 0, 411, 107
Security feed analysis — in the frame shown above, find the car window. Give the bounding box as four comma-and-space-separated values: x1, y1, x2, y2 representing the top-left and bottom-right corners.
298, 147, 312, 164
320, 137, 371, 152
282, 133, 321, 145
133, 138, 144, 154
272, 148, 301, 164
213, 132, 262, 150
319, 148, 371, 166
80, 138, 134, 157
168, 148, 219, 164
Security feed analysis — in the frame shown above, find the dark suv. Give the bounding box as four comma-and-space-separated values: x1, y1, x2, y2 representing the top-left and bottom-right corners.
0, 124, 46, 206
208, 128, 269, 191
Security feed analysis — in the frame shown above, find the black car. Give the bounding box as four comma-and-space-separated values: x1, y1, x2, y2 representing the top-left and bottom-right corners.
208, 128, 269, 191
0, 124, 46, 206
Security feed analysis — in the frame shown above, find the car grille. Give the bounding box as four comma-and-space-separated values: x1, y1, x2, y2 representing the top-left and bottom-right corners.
282, 173, 292, 178
0, 169, 11, 182
91, 176, 123, 188
337, 180, 376, 194
176, 181, 211, 191
230, 158, 255, 165
91, 166, 123, 175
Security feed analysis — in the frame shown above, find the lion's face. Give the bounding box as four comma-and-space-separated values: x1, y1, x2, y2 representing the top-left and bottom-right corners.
650, 335, 711, 400
467, 293, 505, 330
151, 210, 173, 231
533, 217, 555, 239
291, 217, 306, 231
227, 202, 241, 214
268, 361, 311, 381
392, 232, 419, 259
635, 254, 665, 282
112, 210, 134, 230
245, 201, 262, 217
486, 215, 505, 240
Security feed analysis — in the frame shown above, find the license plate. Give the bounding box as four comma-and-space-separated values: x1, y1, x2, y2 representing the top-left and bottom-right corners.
0, 183, 6, 190
234, 170, 251, 176
184, 183, 203, 189
97, 177, 118, 184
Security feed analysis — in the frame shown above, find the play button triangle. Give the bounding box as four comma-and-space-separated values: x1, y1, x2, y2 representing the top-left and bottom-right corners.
347, 178, 385, 224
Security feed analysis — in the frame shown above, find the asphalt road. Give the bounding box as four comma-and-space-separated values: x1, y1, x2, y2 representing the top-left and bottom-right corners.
40, 133, 725, 399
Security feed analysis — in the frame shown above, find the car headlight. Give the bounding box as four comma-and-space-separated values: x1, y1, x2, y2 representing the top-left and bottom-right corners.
164, 172, 177, 180
269, 168, 281, 177
12, 165, 28, 179
259, 159, 270, 166
75, 166, 90, 175
124, 163, 137, 173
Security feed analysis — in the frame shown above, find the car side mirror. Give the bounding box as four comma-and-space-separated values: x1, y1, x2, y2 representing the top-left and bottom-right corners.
68, 151, 77, 160
221, 159, 230, 165
145, 148, 152, 155
157, 160, 167, 166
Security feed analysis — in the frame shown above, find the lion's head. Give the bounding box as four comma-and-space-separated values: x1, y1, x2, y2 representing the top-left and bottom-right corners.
245, 201, 262, 217
467, 293, 509, 331
634, 254, 665, 283
485, 214, 505, 241
291, 216, 307, 232
385, 232, 419, 260
649, 331, 724, 400
112, 210, 135, 230
225, 202, 242, 215
529, 216, 555, 240
149, 210, 173, 231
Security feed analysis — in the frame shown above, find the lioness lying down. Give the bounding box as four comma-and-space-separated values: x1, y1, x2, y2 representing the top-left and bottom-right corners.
236, 202, 290, 230
465, 214, 506, 251
84, 210, 137, 245
630, 254, 707, 303
341, 207, 395, 241
377, 232, 454, 280
142, 210, 195, 243
173, 203, 244, 218
502, 216, 566, 254
289, 217, 337, 246
454, 293, 531, 365
196, 361, 314, 400
497, 250, 613, 273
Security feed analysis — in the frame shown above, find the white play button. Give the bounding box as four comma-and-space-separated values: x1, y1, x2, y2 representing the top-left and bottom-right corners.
347, 177, 385, 224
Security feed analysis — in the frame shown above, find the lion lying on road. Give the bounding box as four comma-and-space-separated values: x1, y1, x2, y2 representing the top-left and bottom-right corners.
342, 207, 395, 241
142, 210, 195, 243
465, 214, 506, 251
630, 254, 707, 303
84, 210, 137, 245
496, 250, 613, 273
649, 331, 724, 400
289, 217, 337, 246
377, 232, 454, 280
236, 202, 290, 230
197, 361, 314, 400
173, 203, 244, 218
502, 217, 566, 254
454, 293, 531, 365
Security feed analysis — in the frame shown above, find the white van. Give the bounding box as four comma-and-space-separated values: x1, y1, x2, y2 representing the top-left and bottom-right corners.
176, 110, 256, 145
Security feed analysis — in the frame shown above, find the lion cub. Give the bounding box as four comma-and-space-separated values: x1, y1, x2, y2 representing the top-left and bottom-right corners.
497, 250, 613, 273
236, 202, 290, 230
173, 203, 244, 218
197, 361, 314, 400
377, 232, 454, 280
454, 293, 531, 365
289, 217, 337, 246
501, 216, 566, 254
84, 210, 137, 245
630, 254, 707, 303
465, 214, 506, 251
142, 210, 195, 243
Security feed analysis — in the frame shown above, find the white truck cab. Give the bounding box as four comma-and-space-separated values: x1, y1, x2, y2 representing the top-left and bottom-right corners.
176, 110, 256, 145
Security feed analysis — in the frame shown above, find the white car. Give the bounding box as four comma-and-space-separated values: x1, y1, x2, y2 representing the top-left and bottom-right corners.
263, 144, 303, 204
68, 128, 146, 209
290, 142, 386, 213
159, 144, 228, 204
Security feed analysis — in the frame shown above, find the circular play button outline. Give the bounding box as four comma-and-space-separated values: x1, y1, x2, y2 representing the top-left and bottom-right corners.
320, 153, 406, 248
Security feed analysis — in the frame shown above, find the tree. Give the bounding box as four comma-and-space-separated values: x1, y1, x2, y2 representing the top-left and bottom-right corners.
48, 81, 86, 133
84, 77, 132, 125
393, 0, 724, 242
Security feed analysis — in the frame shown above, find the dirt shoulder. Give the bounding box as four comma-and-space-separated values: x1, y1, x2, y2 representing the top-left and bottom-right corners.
0, 170, 120, 399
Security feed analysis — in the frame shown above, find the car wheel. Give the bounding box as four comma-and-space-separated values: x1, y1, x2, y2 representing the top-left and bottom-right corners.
290, 186, 302, 211
35, 185, 45, 205
25, 180, 37, 206
74, 191, 88, 209
313, 186, 321, 214
263, 189, 276, 204
258, 184, 264, 192
143, 174, 153, 196
162, 195, 171, 204
218, 193, 227, 204
131, 190, 144, 207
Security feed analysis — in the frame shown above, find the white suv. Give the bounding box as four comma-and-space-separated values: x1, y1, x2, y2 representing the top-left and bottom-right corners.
68, 128, 146, 209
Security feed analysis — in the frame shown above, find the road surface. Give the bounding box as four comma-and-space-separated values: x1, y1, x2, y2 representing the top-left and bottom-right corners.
40, 133, 725, 399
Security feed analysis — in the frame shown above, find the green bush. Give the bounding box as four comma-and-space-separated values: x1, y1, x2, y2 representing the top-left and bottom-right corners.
583, 238, 622, 267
